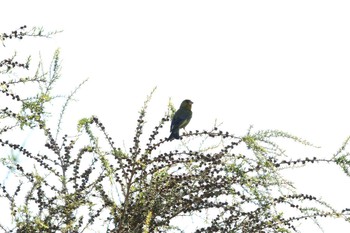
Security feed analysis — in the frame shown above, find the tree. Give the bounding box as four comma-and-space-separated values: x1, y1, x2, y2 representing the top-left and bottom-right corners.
1, 26, 350, 233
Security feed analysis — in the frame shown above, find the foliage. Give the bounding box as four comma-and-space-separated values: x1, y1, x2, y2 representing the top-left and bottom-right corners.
1, 26, 350, 233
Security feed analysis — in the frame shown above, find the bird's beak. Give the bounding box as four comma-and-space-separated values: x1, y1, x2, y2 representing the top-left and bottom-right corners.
190, 101, 193, 105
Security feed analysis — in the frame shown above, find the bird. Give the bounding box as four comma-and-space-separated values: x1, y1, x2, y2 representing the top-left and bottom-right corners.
168, 99, 193, 140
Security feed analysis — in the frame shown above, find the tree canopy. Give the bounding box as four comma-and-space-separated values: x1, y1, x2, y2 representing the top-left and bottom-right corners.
1, 26, 350, 233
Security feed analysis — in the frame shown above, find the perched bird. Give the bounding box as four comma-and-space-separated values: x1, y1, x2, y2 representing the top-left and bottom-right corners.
168, 99, 193, 140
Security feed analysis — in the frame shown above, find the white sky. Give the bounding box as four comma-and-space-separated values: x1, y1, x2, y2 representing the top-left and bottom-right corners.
2, 1, 350, 232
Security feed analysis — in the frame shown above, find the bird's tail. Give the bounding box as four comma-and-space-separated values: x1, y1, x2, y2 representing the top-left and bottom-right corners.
168, 128, 180, 140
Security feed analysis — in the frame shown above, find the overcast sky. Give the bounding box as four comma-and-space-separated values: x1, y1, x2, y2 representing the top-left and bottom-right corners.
2, 1, 350, 232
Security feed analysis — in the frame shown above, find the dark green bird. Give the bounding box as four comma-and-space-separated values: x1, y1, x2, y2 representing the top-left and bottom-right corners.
168, 99, 193, 140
